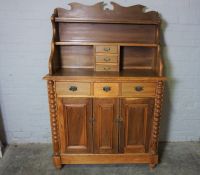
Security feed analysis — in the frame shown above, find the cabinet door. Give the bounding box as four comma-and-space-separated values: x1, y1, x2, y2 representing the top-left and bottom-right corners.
120, 98, 154, 153
93, 98, 119, 153
58, 98, 93, 154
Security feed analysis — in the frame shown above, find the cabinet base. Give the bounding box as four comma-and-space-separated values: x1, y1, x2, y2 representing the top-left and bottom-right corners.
57, 153, 158, 165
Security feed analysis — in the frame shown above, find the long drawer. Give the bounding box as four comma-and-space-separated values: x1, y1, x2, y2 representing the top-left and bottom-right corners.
94, 83, 119, 97
122, 83, 156, 97
56, 82, 91, 96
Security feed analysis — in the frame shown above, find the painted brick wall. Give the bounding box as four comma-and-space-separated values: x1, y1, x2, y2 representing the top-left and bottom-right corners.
0, 0, 200, 143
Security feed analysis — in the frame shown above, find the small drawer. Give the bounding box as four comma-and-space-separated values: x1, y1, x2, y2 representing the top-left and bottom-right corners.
96, 55, 118, 63
122, 83, 156, 97
56, 82, 91, 96
95, 64, 118, 71
94, 83, 119, 97
96, 45, 118, 54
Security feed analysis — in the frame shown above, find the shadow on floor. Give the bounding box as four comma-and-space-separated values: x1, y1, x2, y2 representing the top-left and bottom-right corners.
0, 106, 7, 146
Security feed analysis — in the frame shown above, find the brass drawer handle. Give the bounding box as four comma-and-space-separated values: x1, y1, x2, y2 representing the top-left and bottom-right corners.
104, 57, 111, 62
69, 86, 78, 92
104, 47, 111, 52
134, 86, 143, 92
103, 86, 111, 92
104, 67, 111, 71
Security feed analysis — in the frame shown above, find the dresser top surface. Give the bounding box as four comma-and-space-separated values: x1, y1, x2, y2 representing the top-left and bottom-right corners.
43, 68, 166, 81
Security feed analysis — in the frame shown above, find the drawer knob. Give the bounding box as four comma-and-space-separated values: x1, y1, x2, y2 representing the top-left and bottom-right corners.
103, 86, 111, 92
135, 86, 143, 92
104, 67, 111, 71
104, 57, 111, 62
104, 47, 111, 52
69, 86, 78, 92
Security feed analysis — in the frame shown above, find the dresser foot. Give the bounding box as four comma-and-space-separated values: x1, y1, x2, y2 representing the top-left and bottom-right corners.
53, 156, 62, 169
149, 163, 157, 170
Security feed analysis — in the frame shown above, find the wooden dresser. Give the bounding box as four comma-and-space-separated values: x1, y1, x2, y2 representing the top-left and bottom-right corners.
43, 2, 166, 169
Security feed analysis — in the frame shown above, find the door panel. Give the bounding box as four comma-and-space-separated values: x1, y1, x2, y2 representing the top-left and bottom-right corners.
93, 98, 119, 153
120, 98, 154, 153
58, 98, 93, 153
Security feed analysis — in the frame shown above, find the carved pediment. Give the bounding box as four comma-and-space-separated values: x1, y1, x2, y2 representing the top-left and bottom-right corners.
56, 2, 160, 24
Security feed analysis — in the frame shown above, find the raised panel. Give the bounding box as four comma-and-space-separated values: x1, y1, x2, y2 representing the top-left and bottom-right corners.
120, 98, 154, 153
93, 98, 119, 153
58, 98, 93, 153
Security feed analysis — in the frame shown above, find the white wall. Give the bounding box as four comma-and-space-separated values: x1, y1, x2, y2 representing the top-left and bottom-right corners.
0, 0, 200, 143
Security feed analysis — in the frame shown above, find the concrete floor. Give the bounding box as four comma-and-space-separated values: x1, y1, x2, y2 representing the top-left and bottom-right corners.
0, 142, 200, 175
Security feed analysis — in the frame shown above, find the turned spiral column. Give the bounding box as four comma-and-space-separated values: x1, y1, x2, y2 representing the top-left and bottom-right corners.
150, 80, 164, 155
47, 80, 61, 168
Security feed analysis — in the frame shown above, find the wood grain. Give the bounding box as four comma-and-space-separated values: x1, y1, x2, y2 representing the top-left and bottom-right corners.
121, 46, 156, 70
55, 42, 158, 47
59, 23, 157, 43
120, 98, 154, 153
58, 98, 93, 153
121, 83, 156, 97
56, 2, 160, 24
94, 83, 119, 97
60, 45, 94, 69
48, 13, 60, 75
56, 82, 91, 96
44, 68, 165, 81
61, 153, 158, 164
93, 98, 119, 153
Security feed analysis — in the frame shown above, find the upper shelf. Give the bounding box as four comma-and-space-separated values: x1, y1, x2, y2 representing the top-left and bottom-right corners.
55, 42, 158, 47
54, 2, 161, 24
55, 18, 160, 25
